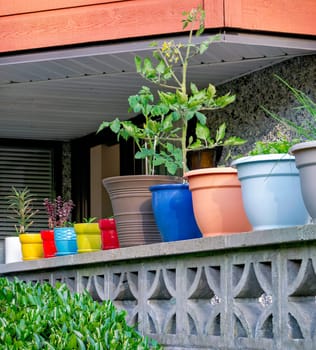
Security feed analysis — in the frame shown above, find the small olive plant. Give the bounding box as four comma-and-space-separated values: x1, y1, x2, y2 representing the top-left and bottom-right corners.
98, 7, 245, 176
7, 186, 39, 234
261, 75, 316, 141
43, 196, 75, 228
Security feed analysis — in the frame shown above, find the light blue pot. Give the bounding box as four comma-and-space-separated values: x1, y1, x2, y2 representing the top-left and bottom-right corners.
150, 183, 202, 242
231, 154, 309, 230
54, 227, 78, 256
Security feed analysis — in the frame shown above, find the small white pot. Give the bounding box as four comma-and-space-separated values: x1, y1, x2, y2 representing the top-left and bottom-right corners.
5, 236, 22, 263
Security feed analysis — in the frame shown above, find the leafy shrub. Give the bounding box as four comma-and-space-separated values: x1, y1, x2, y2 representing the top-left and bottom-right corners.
249, 135, 301, 155
0, 278, 162, 349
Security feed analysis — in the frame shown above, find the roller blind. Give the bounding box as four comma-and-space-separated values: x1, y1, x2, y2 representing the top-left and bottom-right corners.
0, 146, 54, 235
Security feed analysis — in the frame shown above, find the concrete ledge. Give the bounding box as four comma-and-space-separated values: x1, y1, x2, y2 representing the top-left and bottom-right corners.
1, 224, 316, 275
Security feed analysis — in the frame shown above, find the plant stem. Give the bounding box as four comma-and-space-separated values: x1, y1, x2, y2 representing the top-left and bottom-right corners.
179, 18, 195, 175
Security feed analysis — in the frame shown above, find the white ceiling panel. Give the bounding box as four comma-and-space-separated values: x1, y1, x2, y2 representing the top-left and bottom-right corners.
0, 32, 315, 141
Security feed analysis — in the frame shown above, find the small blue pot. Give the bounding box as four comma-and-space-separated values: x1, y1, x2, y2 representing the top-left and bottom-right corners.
232, 154, 309, 230
150, 183, 202, 242
54, 227, 78, 256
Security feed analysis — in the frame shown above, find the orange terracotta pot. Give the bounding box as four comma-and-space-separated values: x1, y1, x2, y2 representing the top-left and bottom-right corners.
185, 167, 252, 237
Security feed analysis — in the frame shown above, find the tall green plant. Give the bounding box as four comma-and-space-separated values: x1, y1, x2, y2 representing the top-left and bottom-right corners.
261, 75, 316, 140
99, 7, 245, 176
7, 186, 38, 234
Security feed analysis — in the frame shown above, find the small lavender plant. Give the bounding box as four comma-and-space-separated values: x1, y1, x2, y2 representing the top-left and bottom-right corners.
43, 196, 75, 228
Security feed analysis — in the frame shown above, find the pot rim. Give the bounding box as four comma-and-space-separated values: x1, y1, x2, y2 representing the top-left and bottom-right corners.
185, 166, 237, 178
99, 218, 115, 222
102, 174, 182, 183
231, 153, 294, 166
290, 140, 316, 154
149, 183, 188, 192
19, 233, 42, 243
74, 223, 99, 228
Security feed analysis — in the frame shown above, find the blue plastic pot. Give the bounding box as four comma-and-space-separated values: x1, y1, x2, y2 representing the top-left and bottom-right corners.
150, 183, 202, 242
232, 154, 309, 230
54, 227, 78, 256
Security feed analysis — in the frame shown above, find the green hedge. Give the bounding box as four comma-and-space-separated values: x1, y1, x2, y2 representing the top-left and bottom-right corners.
0, 278, 162, 349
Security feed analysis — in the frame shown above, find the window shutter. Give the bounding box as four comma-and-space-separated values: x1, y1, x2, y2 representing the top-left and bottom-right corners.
0, 146, 54, 235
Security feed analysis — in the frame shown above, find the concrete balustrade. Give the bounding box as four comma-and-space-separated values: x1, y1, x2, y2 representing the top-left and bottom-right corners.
1, 225, 316, 349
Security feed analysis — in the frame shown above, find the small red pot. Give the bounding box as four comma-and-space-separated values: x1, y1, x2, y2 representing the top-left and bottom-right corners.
40, 229, 56, 258
98, 218, 120, 250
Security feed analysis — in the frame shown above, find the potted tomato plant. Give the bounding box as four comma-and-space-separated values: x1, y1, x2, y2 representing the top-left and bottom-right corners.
99, 7, 247, 243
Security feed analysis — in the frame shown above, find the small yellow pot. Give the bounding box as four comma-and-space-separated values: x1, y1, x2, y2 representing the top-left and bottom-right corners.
19, 233, 44, 261
74, 223, 101, 253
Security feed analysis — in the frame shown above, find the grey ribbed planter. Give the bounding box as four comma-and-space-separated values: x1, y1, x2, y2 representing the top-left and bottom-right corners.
290, 141, 316, 222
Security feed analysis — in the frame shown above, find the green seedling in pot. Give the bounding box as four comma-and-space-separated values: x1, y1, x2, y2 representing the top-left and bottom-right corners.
83, 217, 97, 223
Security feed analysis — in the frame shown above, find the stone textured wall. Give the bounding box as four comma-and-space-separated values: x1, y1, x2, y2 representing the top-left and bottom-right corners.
207, 54, 316, 164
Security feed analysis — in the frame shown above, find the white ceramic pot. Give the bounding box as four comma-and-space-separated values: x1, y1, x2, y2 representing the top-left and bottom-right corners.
5, 236, 22, 263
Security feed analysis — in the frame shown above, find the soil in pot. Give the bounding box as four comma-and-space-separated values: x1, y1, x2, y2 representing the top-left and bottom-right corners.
187, 147, 223, 170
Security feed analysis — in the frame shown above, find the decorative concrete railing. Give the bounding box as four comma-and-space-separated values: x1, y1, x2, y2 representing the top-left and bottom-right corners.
1, 225, 316, 350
